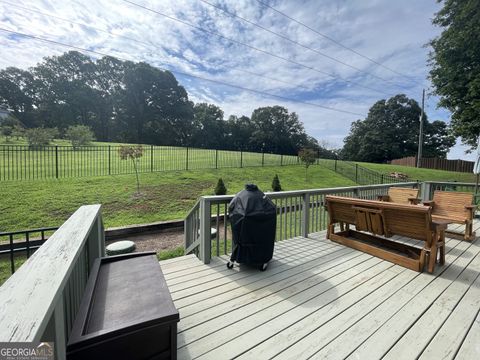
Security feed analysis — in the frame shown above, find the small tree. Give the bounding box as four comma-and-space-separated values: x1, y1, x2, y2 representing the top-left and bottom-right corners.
1, 115, 22, 142
25, 127, 57, 149
272, 174, 282, 192
1, 125, 13, 142
119, 145, 144, 193
298, 148, 316, 180
12, 125, 25, 140
65, 125, 95, 149
214, 178, 227, 195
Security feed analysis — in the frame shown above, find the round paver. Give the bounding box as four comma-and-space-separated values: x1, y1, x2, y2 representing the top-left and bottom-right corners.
106, 240, 136, 256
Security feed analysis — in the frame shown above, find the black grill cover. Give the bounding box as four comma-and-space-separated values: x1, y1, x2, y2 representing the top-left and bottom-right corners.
228, 184, 277, 264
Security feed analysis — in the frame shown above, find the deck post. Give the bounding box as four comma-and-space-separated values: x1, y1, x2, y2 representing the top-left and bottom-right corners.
87, 213, 105, 268
302, 192, 310, 238
199, 198, 212, 264
421, 182, 432, 202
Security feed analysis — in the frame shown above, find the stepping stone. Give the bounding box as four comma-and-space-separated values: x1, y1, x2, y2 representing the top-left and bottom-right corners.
106, 240, 136, 256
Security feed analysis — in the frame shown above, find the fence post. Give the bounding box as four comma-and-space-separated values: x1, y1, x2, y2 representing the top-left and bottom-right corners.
334, 159, 337, 172
215, 149, 218, 169
262, 150, 265, 167
381, 174, 384, 184
150, 145, 154, 172
355, 164, 358, 183
108, 146, 111, 175
240, 149, 243, 168
281, 154, 283, 166
302, 192, 310, 238
199, 198, 211, 264
55, 146, 59, 179
186, 147, 189, 170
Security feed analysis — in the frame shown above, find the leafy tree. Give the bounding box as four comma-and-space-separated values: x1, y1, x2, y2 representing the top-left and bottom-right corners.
65, 125, 95, 149
341, 94, 455, 162
192, 103, 225, 148
250, 106, 308, 155
428, 0, 480, 149
298, 148, 316, 180
25, 127, 57, 149
118, 145, 144, 193
226, 115, 253, 150
0, 115, 22, 142
0, 125, 12, 141
271, 174, 282, 192
214, 178, 227, 195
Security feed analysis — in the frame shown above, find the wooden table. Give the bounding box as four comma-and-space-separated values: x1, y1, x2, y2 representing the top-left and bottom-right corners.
430, 219, 452, 272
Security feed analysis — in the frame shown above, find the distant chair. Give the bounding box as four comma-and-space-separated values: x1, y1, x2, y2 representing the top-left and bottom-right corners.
423, 190, 476, 241
377, 187, 420, 205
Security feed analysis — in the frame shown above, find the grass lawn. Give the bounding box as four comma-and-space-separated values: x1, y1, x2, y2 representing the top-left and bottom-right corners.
0, 164, 356, 232
357, 162, 476, 183
0, 138, 297, 181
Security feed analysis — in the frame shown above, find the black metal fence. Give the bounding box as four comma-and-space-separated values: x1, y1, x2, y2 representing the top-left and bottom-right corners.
0, 145, 299, 181
0, 226, 58, 276
317, 159, 410, 185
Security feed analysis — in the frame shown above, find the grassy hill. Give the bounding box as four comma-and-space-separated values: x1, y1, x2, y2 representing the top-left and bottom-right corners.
0, 164, 356, 232
357, 162, 476, 183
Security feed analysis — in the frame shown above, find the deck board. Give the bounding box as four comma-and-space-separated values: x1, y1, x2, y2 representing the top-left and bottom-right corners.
159, 220, 480, 360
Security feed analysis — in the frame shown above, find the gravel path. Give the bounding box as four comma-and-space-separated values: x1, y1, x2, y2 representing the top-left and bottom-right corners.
105, 227, 184, 253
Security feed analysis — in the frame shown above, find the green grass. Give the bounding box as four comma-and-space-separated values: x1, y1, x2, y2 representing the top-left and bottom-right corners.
0, 138, 298, 180
357, 162, 476, 183
0, 255, 26, 285
157, 246, 185, 261
0, 164, 356, 232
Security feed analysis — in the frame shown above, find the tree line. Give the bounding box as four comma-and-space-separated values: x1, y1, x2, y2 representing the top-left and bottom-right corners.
0, 51, 326, 156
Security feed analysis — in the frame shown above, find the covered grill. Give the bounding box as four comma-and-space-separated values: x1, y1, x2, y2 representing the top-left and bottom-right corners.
227, 184, 277, 271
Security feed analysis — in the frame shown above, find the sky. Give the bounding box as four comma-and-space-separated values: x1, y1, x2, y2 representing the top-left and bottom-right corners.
0, 0, 475, 160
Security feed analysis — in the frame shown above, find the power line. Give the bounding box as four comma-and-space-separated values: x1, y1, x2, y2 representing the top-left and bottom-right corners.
199, 0, 407, 89
120, 0, 392, 96
255, 0, 425, 86
0, 28, 367, 117
0, 0, 311, 93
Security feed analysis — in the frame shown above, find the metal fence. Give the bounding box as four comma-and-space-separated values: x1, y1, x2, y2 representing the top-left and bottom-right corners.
0, 145, 299, 181
317, 159, 409, 184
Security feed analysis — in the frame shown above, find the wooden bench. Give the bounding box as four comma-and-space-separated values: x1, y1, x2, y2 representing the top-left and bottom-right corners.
326, 195, 443, 273
377, 187, 420, 205
423, 190, 476, 241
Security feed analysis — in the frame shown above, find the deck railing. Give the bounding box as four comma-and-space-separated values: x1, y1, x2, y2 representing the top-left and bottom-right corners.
0, 205, 105, 359
184, 182, 420, 263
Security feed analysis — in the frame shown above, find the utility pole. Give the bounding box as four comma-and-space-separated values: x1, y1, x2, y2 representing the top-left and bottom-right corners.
416, 88, 425, 168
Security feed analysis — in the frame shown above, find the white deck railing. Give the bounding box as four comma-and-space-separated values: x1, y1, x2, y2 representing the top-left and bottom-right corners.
0, 205, 105, 359
184, 182, 421, 264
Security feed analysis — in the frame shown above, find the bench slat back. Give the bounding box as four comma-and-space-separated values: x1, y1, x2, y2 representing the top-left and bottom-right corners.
388, 187, 419, 204
432, 191, 473, 220
327, 196, 432, 242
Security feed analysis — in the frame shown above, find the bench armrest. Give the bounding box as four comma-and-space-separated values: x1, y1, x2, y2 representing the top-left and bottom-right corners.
423, 200, 434, 207
408, 198, 420, 205
465, 205, 477, 210
377, 195, 389, 201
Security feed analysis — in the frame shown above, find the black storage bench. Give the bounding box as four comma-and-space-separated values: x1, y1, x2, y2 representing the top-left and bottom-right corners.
67, 252, 179, 360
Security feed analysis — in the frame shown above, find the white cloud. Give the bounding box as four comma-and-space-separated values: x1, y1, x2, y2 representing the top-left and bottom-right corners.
0, 0, 471, 159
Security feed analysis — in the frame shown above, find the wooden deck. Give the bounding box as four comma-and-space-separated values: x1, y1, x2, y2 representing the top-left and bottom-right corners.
160, 221, 480, 359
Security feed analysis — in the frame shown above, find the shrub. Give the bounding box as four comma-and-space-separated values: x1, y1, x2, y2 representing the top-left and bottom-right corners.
25, 127, 57, 149
272, 174, 282, 191
0, 125, 13, 141
214, 178, 227, 195
65, 125, 95, 149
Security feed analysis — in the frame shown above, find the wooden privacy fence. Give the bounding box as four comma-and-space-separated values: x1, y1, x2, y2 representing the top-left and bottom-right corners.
391, 156, 474, 173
